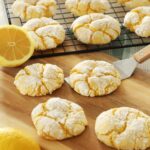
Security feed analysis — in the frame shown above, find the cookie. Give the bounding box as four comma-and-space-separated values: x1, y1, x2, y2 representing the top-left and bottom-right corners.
124, 6, 150, 37
12, 0, 57, 21
31, 97, 88, 140
23, 17, 65, 50
71, 13, 121, 44
95, 107, 150, 150
65, 0, 110, 16
66, 60, 121, 97
117, 0, 150, 9
14, 63, 64, 96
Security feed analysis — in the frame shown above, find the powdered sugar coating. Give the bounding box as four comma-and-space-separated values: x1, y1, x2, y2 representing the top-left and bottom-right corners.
117, 0, 150, 9
66, 60, 121, 97
31, 97, 88, 140
23, 17, 65, 50
12, 0, 57, 21
14, 63, 64, 96
65, 0, 110, 16
71, 13, 121, 45
124, 6, 150, 37
95, 107, 150, 150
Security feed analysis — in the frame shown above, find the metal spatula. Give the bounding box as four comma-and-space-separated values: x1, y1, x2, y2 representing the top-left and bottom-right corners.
113, 45, 150, 80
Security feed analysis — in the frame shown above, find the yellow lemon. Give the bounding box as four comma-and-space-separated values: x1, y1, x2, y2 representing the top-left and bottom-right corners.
0, 127, 41, 150
0, 25, 34, 67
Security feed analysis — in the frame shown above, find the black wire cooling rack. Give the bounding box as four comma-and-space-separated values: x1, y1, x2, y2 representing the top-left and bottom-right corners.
3, 0, 150, 58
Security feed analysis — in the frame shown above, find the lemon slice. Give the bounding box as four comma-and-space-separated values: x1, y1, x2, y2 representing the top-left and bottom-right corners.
0, 127, 41, 150
0, 25, 34, 67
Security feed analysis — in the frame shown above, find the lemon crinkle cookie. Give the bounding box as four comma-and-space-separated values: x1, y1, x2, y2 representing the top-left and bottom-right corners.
23, 17, 65, 50
65, 0, 110, 16
12, 0, 57, 21
124, 6, 150, 37
71, 13, 121, 45
95, 107, 150, 150
31, 97, 88, 140
14, 63, 64, 96
66, 60, 121, 97
117, 0, 150, 9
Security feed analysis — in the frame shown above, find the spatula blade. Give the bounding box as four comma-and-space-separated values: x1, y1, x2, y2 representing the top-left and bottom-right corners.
113, 57, 138, 80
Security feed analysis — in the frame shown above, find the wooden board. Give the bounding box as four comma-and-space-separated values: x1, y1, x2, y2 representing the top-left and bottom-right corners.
0, 52, 150, 150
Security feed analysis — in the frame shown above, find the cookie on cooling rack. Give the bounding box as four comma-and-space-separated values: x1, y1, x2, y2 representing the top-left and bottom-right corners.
95, 107, 150, 150
31, 97, 88, 140
65, 0, 110, 16
124, 6, 150, 37
71, 13, 121, 45
66, 60, 121, 97
12, 0, 57, 21
14, 63, 64, 96
117, 0, 150, 9
23, 17, 65, 51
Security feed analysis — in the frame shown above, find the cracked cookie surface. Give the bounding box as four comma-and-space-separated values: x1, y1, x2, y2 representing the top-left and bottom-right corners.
23, 17, 65, 50
71, 13, 121, 44
65, 0, 110, 16
124, 6, 150, 37
31, 97, 88, 140
66, 60, 121, 97
95, 107, 150, 150
117, 0, 150, 9
12, 0, 57, 21
14, 63, 64, 96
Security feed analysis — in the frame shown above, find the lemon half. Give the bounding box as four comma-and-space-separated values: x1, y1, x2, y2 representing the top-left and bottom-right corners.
0, 25, 34, 67
0, 127, 41, 150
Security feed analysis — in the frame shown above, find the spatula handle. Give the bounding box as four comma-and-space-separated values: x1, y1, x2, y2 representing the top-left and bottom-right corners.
134, 45, 150, 63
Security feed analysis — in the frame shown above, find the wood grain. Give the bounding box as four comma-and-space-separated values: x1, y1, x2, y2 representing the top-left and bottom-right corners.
0, 52, 150, 150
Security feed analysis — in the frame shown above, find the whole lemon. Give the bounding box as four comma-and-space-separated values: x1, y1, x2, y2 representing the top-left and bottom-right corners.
0, 127, 41, 150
